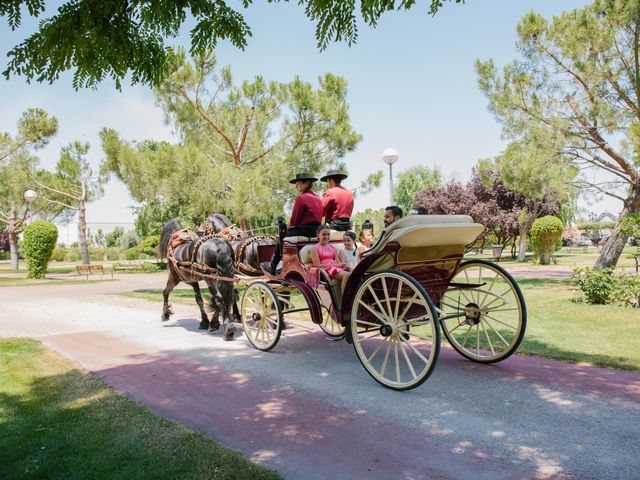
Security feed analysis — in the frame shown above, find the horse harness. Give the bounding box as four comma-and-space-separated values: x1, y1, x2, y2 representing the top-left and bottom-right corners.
167, 230, 240, 284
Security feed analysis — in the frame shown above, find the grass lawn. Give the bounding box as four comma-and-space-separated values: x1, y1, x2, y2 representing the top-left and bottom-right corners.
0, 277, 114, 287
0, 338, 282, 480
519, 278, 640, 371
120, 278, 640, 371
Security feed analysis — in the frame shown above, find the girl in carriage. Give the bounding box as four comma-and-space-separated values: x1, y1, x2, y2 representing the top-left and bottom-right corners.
308, 224, 351, 293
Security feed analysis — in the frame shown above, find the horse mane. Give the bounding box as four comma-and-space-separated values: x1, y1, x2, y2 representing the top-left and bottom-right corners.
160, 218, 184, 258
206, 213, 232, 233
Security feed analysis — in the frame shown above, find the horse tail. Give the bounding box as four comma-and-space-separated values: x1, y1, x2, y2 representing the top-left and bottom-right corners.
160, 218, 183, 258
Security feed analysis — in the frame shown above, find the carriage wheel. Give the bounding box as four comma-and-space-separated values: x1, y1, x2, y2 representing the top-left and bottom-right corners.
319, 305, 346, 339
440, 260, 526, 363
350, 270, 440, 391
241, 281, 283, 351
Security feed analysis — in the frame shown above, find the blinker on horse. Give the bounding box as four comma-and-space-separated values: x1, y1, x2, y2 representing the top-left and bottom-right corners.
160, 219, 237, 340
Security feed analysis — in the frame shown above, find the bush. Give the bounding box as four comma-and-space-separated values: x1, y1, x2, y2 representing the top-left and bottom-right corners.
124, 235, 160, 260
23, 221, 58, 278
64, 247, 82, 262
573, 267, 618, 304
50, 244, 67, 262
105, 226, 124, 248
573, 267, 640, 307
120, 230, 140, 249
531, 216, 564, 265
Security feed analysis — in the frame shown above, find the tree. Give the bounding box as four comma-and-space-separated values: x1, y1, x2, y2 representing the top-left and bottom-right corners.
2, 0, 462, 89
393, 165, 442, 214
0, 108, 58, 269
476, 2, 640, 268
34, 141, 105, 265
105, 226, 124, 248
476, 139, 572, 262
102, 51, 362, 228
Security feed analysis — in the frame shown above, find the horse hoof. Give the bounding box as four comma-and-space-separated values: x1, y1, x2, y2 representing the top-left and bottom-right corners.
199, 322, 209, 330
161, 315, 170, 322
208, 324, 220, 333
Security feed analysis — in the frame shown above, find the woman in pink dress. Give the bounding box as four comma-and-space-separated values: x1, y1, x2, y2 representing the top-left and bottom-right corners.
308, 224, 350, 293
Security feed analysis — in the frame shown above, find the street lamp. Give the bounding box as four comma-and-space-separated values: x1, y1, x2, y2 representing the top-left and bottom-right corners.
382, 147, 399, 205
24, 189, 38, 224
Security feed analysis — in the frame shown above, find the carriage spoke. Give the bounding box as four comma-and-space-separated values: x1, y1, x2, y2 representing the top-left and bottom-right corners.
379, 339, 393, 378
400, 336, 430, 366
381, 277, 394, 319
480, 318, 495, 355
484, 307, 519, 313
397, 329, 434, 342
367, 285, 389, 321
367, 337, 389, 363
396, 293, 421, 324
461, 325, 473, 349
483, 288, 513, 309
479, 273, 498, 306
403, 314, 432, 326
393, 281, 403, 321
358, 300, 388, 324
483, 317, 511, 347
356, 318, 385, 328
398, 341, 418, 380
484, 313, 519, 331
394, 341, 401, 383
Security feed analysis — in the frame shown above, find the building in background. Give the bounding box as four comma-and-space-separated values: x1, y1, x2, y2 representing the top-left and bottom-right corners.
56, 222, 135, 246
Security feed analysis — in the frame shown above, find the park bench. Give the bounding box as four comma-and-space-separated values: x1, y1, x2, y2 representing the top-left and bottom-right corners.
113, 259, 145, 273
76, 264, 112, 280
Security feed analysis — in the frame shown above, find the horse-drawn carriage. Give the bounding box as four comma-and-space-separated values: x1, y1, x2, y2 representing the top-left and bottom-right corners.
239, 214, 526, 390
161, 214, 526, 391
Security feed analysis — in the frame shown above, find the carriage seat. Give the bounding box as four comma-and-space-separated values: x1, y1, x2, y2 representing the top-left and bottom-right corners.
283, 236, 317, 244
299, 244, 341, 289
283, 229, 343, 244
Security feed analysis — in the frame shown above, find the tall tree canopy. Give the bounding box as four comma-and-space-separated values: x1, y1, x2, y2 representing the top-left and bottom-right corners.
2, 0, 463, 89
476, 0, 640, 267
35, 141, 105, 264
101, 50, 361, 227
0, 108, 59, 269
393, 165, 442, 215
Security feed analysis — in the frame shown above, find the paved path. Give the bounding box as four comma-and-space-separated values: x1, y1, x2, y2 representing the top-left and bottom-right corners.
2, 273, 639, 479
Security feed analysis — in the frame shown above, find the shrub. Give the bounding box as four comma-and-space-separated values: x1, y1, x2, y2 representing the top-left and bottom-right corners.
105, 227, 124, 248
124, 235, 160, 260
531, 216, 564, 265
120, 230, 140, 249
23, 221, 58, 278
50, 244, 67, 262
64, 247, 82, 262
611, 274, 640, 308
573, 267, 619, 305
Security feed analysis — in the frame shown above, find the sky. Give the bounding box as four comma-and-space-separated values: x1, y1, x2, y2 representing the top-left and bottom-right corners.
1, 0, 618, 225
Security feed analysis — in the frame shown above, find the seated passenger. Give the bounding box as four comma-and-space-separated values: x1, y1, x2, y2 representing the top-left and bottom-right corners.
265, 172, 323, 274
308, 224, 350, 293
383, 205, 403, 228
357, 224, 375, 256
342, 231, 359, 269
320, 169, 354, 232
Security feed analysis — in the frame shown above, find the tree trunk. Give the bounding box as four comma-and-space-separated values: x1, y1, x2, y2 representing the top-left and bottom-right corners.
516, 224, 528, 262
9, 229, 19, 270
78, 200, 90, 265
595, 187, 640, 269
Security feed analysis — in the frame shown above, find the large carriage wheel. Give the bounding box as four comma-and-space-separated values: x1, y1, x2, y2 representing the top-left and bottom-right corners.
440, 260, 526, 363
350, 270, 440, 391
319, 305, 346, 340
241, 281, 283, 351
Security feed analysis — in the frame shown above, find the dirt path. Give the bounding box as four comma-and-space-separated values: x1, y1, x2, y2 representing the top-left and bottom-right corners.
2, 274, 639, 479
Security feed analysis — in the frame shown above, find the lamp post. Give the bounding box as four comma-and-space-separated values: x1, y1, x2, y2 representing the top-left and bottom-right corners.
382, 147, 399, 205
23, 189, 38, 224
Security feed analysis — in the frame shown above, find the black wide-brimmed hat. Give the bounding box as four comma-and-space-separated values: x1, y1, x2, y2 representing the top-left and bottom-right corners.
320, 169, 348, 182
289, 172, 318, 184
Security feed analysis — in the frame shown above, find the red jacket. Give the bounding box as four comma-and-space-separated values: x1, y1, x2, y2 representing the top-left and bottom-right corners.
323, 185, 354, 221
289, 190, 323, 227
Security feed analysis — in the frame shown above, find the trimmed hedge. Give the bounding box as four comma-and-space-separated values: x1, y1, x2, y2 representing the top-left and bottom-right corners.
531, 216, 564, 265
23, 221, 58, 278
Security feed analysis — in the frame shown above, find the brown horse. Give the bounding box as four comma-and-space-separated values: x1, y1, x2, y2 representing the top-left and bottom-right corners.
160, 219, 236, 340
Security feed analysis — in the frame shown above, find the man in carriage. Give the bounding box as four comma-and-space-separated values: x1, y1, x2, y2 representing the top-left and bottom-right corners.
320, 169, 354, 232
264, 172, 323, 275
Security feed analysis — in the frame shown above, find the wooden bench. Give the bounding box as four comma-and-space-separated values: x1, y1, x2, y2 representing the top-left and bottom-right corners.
113, 259, 145, 273
76, 264, 112, 280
